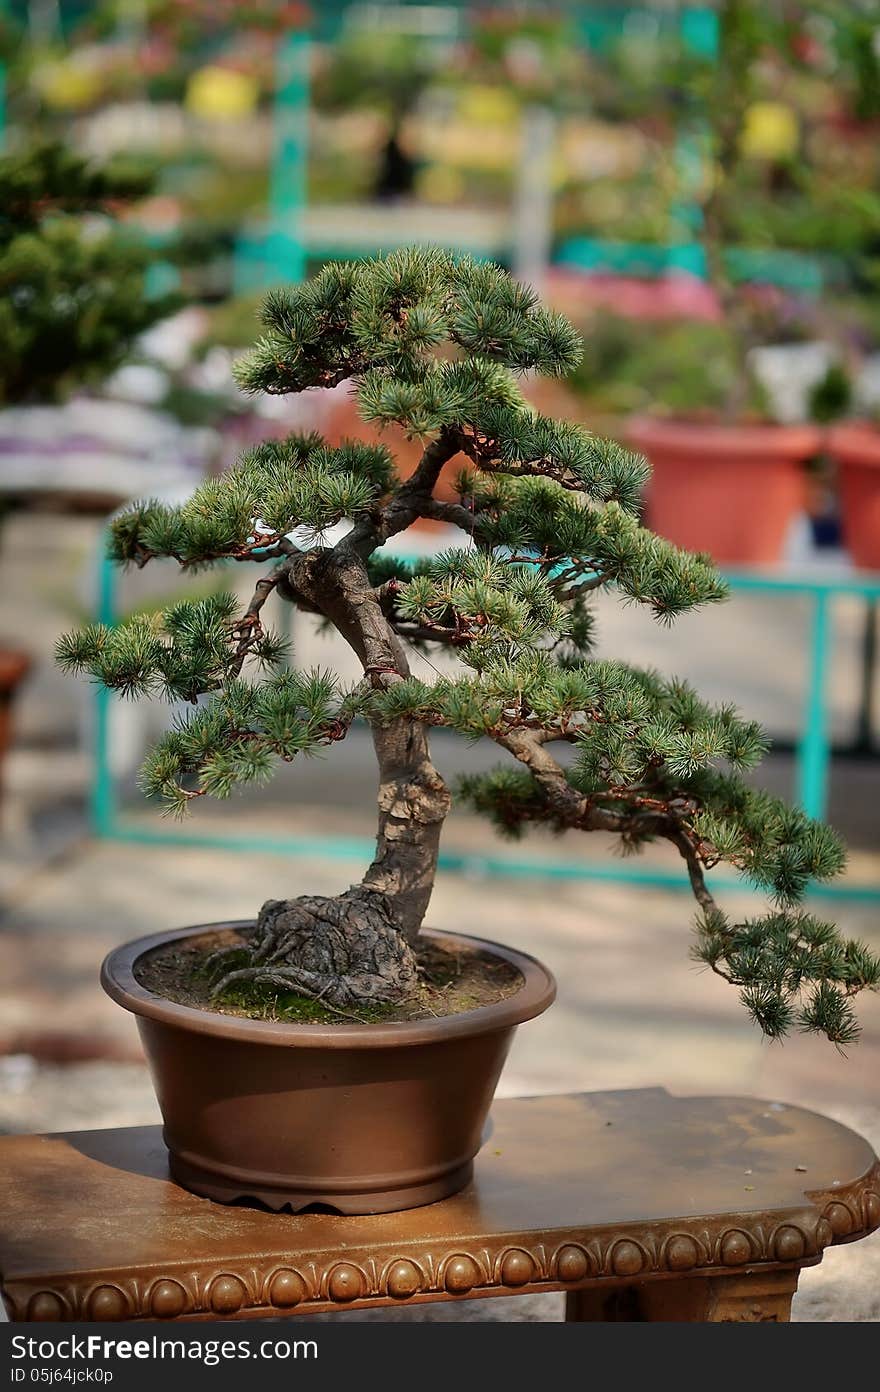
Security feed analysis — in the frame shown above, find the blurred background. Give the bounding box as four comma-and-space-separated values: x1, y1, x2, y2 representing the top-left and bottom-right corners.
0, 0, 879, 1320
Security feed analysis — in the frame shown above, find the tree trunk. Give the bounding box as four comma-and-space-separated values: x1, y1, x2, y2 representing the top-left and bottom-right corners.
210, 721, 449, 1008
361, 715, 450, 943
211, 545, 451, 1010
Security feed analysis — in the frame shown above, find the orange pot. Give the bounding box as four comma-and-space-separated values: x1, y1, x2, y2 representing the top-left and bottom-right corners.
626, 417, 820, 565
828, 423, 880, 571
0, 648, 31, 779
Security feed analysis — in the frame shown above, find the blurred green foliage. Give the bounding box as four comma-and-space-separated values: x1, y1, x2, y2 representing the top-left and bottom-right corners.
569, 313, 768, 419
0, 142, 180, 404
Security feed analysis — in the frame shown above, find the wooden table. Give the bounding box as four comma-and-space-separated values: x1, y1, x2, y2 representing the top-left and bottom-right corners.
1, 1090, 878, 1323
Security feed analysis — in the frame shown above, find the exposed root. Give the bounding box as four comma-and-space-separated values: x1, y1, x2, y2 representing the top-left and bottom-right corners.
209, 887, 418, 1008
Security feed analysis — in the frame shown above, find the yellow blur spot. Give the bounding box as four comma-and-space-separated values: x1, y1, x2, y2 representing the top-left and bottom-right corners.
186, 66, 259, 121
459, 85, 519, 127
37, 59, 103, 111
740, 102, 799, 160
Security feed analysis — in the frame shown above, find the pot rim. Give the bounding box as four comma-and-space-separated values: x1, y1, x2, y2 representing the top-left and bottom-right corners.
626, 414, 821, 457
828, 421, 880, 468
101, 922, 557, 1048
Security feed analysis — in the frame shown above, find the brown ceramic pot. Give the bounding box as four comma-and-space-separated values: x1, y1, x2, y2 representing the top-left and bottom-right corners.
827, 422, 880, 571
626, 417, 820, 564
101, 923, 556, 1215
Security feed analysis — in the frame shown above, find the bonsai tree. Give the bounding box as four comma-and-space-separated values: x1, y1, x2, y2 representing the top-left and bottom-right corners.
311, 29, 442, 204
0, 141, 180, 404
0, 141, 182, 791
58, 247, 879, 1039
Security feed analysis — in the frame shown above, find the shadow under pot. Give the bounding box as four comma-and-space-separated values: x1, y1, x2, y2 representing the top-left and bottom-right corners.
101, 923, 556, 1215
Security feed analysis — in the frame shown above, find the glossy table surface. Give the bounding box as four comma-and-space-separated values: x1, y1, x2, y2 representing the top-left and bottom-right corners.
1, 1089, 878, 1322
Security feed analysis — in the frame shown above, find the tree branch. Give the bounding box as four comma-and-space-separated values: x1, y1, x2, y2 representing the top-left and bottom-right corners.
129, 533, 301, 572
240, 561, 288, 625
460, 430, 588, 494
664, 822, 722, 920
494, 727, 724, 921
417, 498, 479, 532
258, 360, 365, 396
549, 567, 610, 597
495, 728, 617, 829
390, 621, 464, 647
342, 426, 465, 559
290, 549, 405, 684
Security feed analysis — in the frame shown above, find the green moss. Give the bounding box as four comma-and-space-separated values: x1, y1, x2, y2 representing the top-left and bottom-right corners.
215, 980, 399, 1025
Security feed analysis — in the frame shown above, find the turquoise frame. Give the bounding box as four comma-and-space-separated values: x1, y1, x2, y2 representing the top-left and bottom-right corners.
90, 554, 880, 902
721, 569, 880, 824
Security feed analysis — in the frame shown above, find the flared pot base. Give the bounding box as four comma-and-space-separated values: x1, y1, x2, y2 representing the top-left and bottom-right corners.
169, 1151, 474, 1215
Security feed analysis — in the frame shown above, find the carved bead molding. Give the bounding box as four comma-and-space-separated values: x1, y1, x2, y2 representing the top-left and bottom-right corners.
9, 1163, 879, 1322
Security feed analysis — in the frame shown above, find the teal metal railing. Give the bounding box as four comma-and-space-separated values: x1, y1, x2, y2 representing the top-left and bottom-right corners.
89, 549, 880, 902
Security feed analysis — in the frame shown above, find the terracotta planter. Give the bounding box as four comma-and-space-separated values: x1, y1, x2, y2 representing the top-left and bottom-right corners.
0, 648, 31, 776
102, 923, 556, 1215
626, 417, 820, 565
828, 423, 880, 571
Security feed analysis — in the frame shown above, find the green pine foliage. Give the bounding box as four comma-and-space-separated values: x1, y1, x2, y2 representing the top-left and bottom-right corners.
55, 592, 288, 703
57, 246, 878, 1042
233, 250, 581, 398
137, 671, 352, 819
0, 142, 179, 403
692, 910, 879, 1046
108, 434, 397, 567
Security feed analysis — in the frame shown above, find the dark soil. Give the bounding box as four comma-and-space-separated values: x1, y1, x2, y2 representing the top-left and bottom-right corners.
134, 928, 524, 1025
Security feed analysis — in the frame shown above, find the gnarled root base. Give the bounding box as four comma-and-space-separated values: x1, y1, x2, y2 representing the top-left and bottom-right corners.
209, 887, 419, 1009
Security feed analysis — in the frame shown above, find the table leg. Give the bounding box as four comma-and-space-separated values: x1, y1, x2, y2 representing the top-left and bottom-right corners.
565, 1269, 800, 1322
565, 1287, 641, 1321
698, 1269, 800, 1321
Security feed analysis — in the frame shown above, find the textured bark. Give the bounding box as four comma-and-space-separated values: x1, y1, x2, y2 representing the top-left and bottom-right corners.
210, 708, 450, 1006
361, 714, 451, 943
214, 470, 456, 1007
211, 888, 420, 1008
